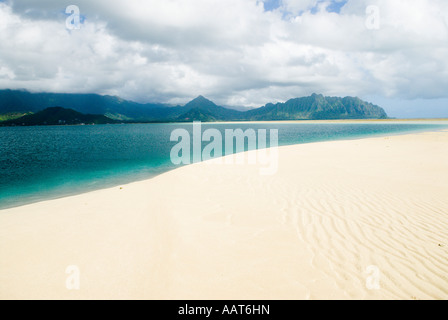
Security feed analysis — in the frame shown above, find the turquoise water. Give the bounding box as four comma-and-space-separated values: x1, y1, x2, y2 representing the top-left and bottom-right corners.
0, 122, 447, 210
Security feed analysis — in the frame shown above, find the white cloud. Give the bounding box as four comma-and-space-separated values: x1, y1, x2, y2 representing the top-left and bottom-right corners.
0, 0, 447, 116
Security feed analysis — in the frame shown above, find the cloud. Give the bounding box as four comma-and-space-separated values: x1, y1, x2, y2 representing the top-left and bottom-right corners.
0, 0, 447, 116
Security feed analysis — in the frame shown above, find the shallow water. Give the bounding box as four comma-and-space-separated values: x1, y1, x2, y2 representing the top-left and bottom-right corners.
1, 122, 446, 209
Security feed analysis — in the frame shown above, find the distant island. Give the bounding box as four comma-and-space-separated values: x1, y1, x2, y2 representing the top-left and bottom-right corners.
0, 90, 388, 124
0, 107, 117, 126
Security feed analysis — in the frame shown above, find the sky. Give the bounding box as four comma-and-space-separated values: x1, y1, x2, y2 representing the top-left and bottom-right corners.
0, 0, 447, 118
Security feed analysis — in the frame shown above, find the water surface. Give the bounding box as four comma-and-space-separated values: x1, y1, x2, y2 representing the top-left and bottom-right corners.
1, 122, 446, 209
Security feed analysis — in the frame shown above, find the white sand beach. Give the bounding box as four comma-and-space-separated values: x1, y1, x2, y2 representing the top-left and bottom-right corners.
0, 130, 447, 300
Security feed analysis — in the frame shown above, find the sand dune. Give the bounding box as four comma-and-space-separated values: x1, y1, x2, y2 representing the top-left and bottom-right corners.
1, 130, 447, 300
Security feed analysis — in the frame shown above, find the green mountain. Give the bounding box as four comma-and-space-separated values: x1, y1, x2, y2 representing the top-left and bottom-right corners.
1, 107, 116, 126
0, 90, 388, 122
176, 108, 218, 122
0, 89, 171, 121
182, 94, 387, 121
181, 95, 243, 121
245, 94, 388, 120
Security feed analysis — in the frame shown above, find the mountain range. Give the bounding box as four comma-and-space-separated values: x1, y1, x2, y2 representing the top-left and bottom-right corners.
1, 107, 117, 126
0, 89, 388, 123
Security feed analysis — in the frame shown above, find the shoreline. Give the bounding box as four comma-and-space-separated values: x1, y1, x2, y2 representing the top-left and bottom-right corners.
1, 130, 448, 299
205, 119, 448, 125
2, 123, 447, 212
2, 118, 448, 128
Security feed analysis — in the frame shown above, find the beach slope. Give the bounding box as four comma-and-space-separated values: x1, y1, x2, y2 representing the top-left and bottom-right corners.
1, 131, 447, 300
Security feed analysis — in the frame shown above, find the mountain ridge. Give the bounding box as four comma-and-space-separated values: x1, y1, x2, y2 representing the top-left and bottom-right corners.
1, 107, 117, 126
0, 90, 388, 122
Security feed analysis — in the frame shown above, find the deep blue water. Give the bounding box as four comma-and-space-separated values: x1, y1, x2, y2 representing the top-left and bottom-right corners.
0, 122, 447, 210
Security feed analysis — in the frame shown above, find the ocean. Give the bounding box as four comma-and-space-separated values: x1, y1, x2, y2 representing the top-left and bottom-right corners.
1, 121, 446, 210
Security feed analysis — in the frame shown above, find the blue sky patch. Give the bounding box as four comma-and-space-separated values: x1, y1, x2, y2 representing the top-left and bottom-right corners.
263, 0, 281, 12
326, 0, 348, 13
264, 0, 347, 14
